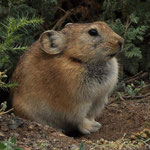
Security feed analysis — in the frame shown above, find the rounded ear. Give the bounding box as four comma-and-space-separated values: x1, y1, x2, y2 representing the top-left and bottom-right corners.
65, 23, 73, 27
39, 30, 65, 55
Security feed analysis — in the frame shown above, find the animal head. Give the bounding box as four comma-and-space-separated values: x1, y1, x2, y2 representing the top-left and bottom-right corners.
39, 21, 124, 63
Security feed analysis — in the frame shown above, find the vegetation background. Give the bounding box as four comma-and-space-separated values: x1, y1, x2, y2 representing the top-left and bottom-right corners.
0, 0, 150, 104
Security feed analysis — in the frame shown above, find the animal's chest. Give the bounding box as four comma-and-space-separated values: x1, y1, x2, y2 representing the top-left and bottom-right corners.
85, 62, 109, 84
78, 60, 118, 101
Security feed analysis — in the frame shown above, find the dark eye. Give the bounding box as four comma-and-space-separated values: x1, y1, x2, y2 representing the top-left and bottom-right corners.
88, 29, 99, 36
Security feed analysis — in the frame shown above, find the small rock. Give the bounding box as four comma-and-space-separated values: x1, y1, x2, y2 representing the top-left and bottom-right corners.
51, 131, 66, 137
28, 125, 34, 130
145, 144, 150, 150
70, 144, 80, 150
8, 116, 24, 130
0, 132, 4, 137
11, 133, 20, 137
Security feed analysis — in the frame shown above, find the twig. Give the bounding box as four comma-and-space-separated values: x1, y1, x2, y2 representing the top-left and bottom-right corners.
116, 92, 125, 101
108, 92, 150, 105
122, 93, 150, 100
52, 10, 72, 30
121, 72, 149, 84
143, 84, 150, 89
57, 7, 66, 13
124, 16, 132, 35
0, 108, 14, 116
123, 71, 143, 82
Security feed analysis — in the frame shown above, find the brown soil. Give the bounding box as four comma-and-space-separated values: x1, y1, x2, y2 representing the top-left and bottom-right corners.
0, 98, 150, 150
84, 99, 150, 141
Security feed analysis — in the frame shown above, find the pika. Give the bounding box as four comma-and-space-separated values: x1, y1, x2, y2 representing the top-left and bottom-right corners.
11, 21, 124, 135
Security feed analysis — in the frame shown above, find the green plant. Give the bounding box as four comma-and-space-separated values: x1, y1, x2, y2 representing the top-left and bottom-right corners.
0, 16, 43, 94
123, 80, 145, 97
0, 101, 13, 115
101, 0, 150, 75
0, 71, 17, 89
39, 142, 47, 150
0, 0, 58, 20
28, 0, 58, 21
0, 137, 22, 150
79, 142, 85, 150
0, 16, 43, 71
0, 0, 61, 96
123, 84, 140, 97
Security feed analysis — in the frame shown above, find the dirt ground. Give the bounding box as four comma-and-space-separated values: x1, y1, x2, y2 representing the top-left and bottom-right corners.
0, 97, 150, 150
85, 98, 150, 141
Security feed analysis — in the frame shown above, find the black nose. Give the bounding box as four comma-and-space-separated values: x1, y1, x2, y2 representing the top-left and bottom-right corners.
118, 41, 123, 51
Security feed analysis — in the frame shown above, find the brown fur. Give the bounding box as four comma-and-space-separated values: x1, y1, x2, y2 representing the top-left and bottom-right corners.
11, 21, 124, 134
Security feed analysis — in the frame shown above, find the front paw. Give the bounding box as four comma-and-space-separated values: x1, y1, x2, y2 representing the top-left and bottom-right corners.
88, 117, 102, 128
78, 118, 102, 135
92, 120, 102, 128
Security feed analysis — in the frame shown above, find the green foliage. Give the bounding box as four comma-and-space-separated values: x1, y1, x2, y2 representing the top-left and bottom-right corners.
0, 16, 43, 92
0, 137, 22, 150
0, 0, 45, 93
0, 71, 17, 92
0, 16, 43, 71
39, 142, 47, 150
79, 142, 85, 150
28, 0, 58, 20
123, 80, 145, 97
101, 0, 150, 75
0, 0, 58, 25
115, 80, 145, 99
0, 0, 58, 92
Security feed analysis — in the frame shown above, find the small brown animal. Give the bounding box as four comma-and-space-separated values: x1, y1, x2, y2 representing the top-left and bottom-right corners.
11, 21, 124, 134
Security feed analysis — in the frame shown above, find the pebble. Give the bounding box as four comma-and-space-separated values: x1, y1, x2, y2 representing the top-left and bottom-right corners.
70, 144, 79, 150
0, 132, 4, 137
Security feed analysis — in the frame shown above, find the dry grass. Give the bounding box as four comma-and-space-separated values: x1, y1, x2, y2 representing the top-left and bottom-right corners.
81, 128, 150, 150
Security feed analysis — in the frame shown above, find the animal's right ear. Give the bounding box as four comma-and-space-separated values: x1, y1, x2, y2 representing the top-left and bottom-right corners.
39, 30, 65, 55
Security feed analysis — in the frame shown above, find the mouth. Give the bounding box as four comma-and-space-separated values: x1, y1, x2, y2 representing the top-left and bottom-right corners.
108, 52, 117, 57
